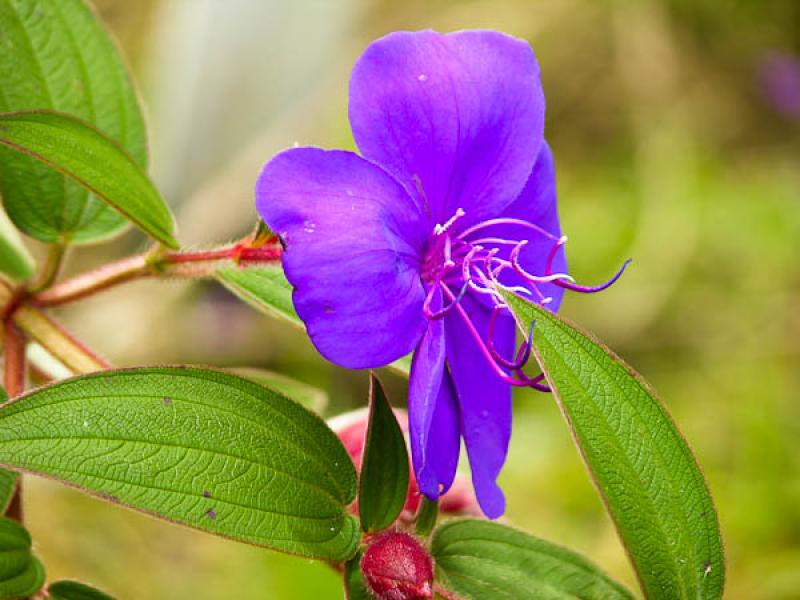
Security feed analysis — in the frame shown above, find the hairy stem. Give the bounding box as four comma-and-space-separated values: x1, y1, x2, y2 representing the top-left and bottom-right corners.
34, 254, 151, 307
33, 240, 281, 307
3, 321, 25, 396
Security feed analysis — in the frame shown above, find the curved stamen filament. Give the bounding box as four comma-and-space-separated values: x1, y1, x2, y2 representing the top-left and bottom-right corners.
457, 218, 559, 242
441, 286, 547, 389
508, 241, 574, 284
486, 259, 550, 305
528, 372, 550, 393
488, 305, 533, 370
544, 236, 632, 294
462, 245, 495, 296
423, 280, 469, 320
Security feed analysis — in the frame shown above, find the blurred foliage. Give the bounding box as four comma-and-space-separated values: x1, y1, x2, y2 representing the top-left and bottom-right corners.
20, 0, 799, 598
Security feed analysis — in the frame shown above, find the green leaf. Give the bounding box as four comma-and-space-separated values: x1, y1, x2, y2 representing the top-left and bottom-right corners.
216, 265, 299, 325
47, 580, 114, 600
0, 111, 177, 248
0, 471, 18, 517
0, 209, 33, 281
431, 519, 635, 600
501, 290, 725, 600
358, 375, 409, 533
0, 517, 46, 599
0, 0, 149, 245
344, 551, 371, 600
0, 367, 359, 560
227, 367, 327, 414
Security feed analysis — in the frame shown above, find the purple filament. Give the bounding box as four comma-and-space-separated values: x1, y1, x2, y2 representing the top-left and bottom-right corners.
423, 281, 469, 320
544, 236, 631, 294
441, 285, 549, 389
420, 211, 630, 393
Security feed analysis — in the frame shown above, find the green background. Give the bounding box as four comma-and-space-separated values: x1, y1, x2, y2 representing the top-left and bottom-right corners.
16, 0, 799, 598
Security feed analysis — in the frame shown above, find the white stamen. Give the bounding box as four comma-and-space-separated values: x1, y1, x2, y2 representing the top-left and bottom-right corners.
434, 207, 465, 235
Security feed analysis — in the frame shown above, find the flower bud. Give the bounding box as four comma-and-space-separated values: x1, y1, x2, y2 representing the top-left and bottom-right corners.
360, 531, 434, 600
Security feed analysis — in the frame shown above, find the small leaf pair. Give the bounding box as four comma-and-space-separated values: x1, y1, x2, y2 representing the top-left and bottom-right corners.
0, 517, 44, 599
0, 0, 177, 283
0, 513, 111, 599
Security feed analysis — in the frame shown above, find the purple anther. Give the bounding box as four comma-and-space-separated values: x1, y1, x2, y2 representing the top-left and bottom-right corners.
544, 236, 631, 294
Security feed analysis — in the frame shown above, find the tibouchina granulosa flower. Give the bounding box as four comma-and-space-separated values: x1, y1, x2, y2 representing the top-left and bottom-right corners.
256, 30, 627, 518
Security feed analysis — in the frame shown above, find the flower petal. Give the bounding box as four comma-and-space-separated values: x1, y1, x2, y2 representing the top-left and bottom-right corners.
349, 30, 545, 228
495, 141, 568, 311
255, 147, 428, 368
444, 296, 515, 518
409, 289, 461, 499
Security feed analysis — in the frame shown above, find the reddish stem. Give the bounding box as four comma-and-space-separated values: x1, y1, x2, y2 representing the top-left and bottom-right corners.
33, 241, 282, 308
34, 254, 150, 307
3, 321, 25, 398
3, 321, 25, 523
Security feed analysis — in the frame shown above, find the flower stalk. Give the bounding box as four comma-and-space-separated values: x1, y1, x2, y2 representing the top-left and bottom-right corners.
32, 239, 281, 308
11, 306, 110, 374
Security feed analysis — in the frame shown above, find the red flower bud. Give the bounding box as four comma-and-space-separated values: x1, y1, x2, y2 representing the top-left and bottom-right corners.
361, 532, 434, 600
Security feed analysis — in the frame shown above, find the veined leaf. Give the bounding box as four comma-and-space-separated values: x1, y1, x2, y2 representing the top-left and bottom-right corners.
0, 367, 359, 560
0, 208, 33, 281
216, 265, 299, 325
358, 375, 409, 533
0, 517, 45, 599
432, 519, 635, 600
0, 0, 149, 244
47, 580, 114, 600
0, 111, 177, 248
502, 290, 725, 600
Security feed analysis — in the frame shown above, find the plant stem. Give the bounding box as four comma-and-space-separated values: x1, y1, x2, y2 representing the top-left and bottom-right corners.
12, 305, 109, 374
34, 254, 151, 307
28, 242, 66, 294
3, 321, 25, 396
33, 241, 281, 307
3, 321, 26, 523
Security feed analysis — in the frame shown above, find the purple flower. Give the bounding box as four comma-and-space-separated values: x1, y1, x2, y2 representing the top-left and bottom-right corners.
757, 51, 800, 120
255, 30, 626, 518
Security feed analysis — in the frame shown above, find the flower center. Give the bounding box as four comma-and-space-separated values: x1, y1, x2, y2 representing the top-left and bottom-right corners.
419, 209, 631, 391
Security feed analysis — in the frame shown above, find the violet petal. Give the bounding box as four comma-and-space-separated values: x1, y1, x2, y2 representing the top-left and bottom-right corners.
409, 288, 460, 499
256, 147, 428, 368
349, 29, 545, 228
445, 295, 514, 518
487, 141, 567, 311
